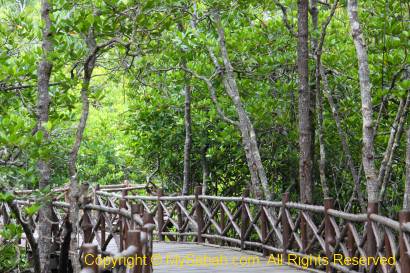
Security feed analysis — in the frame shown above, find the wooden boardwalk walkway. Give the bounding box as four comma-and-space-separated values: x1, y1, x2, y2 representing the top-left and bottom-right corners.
7, 184, 410, 273
152, 242, 304, 273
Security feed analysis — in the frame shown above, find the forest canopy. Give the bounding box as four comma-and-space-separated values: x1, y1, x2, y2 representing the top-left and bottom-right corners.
1, 0, 410, 210
0, 0, 409, 271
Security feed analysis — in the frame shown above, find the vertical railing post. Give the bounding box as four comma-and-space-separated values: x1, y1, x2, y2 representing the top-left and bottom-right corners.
95, 184, 105, 247
347, 223, 357, 271
177, 203, 183, 242
81, 243, 98, 273
220, 202, 225, 246
131, 203, 140, 230
195, 186, 204, 243
128, 230, 142, 273
156, 188, 164, 241
282, 192, 290, 262
366, 202, 378, 264
324, 198, 335, 273
347, 223, 354, 257
81, 196, 93, 243
93, 184, 98, 206
240, 188, 250, 250
301, 209, 308, 251
384, 232, 393, 272
119, 189, 128, 251
260, 205, 268, 256
399, 210, 410, 273
142, 212, 155, 273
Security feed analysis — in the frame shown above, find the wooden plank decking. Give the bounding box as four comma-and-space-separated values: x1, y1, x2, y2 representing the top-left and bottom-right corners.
152, 242, 305, 273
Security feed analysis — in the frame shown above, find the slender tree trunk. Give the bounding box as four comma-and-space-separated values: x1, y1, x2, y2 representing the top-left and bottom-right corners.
68, 29, 97, 273
321, 66, 365, 210
348, 0, 379, 203
313, 0, 359, 205
177, 21, 193, 196
8, 201, 41, 273
188, 8, 270, 200
316, 88, 329, 198
315, 65, 329, 198
200, 144, 210, 195
297, 0, 313, 204
182, 82, 192, 195
404, 125, 410, 210
212, 12, 272, 200
309, 0, 317, 190
310, 0, 329, 198
36, 1, 53, 272
379, 93, 410, 201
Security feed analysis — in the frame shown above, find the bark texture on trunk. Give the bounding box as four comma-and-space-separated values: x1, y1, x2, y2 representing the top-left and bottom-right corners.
379, 93, 410, 201
37, 1, 53, 272
212, 12, 272, 200
177, 21, 193, 197
68, 29, 97, 273
316, 0, 360, 205
297, 0, 313, 204
311, 0, 360, 207
404, 125, 410, 210
311, 0, 329, 199
348, 0, 379, 203
182, 83, 192, 196
317, 86, 329, 198
200, 144, 210, 195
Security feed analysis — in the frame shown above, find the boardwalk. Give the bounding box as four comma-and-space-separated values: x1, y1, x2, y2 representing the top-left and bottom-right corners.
100, 236, 306, 272
153, 242, 304, 273
6, 183, 410, 273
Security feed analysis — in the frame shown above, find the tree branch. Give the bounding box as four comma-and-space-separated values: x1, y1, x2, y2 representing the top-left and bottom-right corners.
180, 66, 239, 126
8, 201, 40, 273
273, 0, 297, 37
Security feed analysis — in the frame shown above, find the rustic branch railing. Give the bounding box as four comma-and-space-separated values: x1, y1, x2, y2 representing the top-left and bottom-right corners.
0, 183, 154, 273
95, 185, 410, 273
2, 184, 410, 273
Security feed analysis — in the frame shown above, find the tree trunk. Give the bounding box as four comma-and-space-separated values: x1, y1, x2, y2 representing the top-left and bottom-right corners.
177, 22, 192, 196
348, 0, 379, 203
200, 144, 210, 195
68, 28, 97, 273
317, 0, 361, 206
315, 64, 329, 198
36, 1, 53, 272
212, 12, 272, 200
8, 201, 41, 273
310, 0, 329, 199
182, 82, 192, 196
379, 93, 410, 201
297, 0, 313, 204
316, 87, 329, 198
321, 66, 365, 210
404, 125, 410, 210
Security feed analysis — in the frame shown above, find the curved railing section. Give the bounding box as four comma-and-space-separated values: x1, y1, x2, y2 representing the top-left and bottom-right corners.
96, 186, 410, 273
2, 183, 410, 273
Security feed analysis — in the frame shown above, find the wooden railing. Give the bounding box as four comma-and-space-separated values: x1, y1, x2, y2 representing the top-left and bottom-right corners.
96, 186, 410, 273
0, 183, 154, 273
2, 184, 410, 273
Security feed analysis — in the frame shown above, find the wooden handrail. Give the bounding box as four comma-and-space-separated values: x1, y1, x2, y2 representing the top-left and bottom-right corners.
3, 187, 410, 273
93, 190, 409, 273
3, 191, 154, 273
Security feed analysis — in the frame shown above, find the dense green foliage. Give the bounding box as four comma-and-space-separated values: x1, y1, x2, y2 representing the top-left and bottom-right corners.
1, 0, 409, 213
